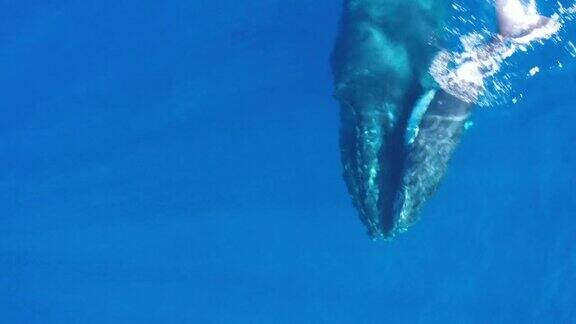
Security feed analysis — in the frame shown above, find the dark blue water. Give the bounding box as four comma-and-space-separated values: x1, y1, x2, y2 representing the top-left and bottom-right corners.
1, 1, 575, 322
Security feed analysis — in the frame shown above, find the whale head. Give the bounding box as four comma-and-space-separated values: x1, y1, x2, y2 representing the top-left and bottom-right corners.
332, 0, 448, 239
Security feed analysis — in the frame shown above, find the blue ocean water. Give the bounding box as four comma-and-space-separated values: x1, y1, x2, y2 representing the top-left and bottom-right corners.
1, 0, 576, 323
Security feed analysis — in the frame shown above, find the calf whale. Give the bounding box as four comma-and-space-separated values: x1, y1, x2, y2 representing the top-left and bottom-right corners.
332, 0, 560, 239
394, 0, 560, 233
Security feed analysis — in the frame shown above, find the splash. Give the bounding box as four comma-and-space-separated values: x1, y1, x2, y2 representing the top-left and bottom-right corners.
430, 1, 576, 107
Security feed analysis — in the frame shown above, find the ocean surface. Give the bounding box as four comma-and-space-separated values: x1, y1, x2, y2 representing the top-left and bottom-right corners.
2, 0, 576, 323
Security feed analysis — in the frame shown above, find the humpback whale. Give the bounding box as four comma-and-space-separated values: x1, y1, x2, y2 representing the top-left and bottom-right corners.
332, 0, 449, 238
332, 0, 560, 239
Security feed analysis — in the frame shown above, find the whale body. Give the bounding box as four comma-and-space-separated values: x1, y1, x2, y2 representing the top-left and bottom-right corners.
332, 0, 449, 238
332, 0, 559, 239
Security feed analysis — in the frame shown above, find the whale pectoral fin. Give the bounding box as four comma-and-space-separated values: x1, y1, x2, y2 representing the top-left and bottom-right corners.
510, 15, 561, 44
496, 0, 560, 43
405, 90, 436, 146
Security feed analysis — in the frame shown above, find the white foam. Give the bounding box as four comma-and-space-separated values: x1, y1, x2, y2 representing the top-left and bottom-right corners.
430, 1, 575, 106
